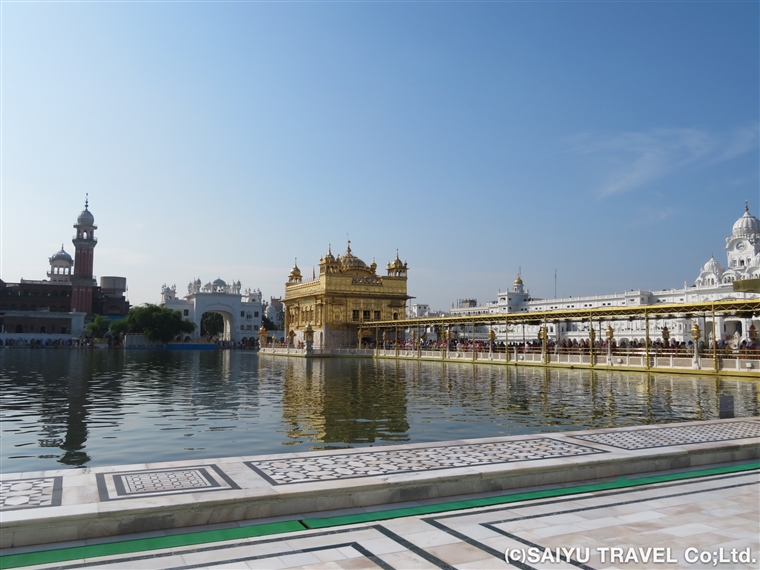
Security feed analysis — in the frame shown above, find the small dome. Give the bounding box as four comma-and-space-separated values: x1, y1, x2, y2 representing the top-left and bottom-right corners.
702, 255, 724, 275
50, 245, 73, 264
288, 260, 302, 280
322, 245, 336, 263
387, 250, 405, 271
213, 278, 227, 288
514, 274, 523, 285
732, 203, 760, 238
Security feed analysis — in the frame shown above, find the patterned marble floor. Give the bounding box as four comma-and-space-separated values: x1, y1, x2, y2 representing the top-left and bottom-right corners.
3, 419, 759, 517
246, 438, 606, 485
5, 465, 758, 569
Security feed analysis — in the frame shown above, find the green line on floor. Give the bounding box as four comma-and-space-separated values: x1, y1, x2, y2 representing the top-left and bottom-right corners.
301, 461, 760, 529
2, 462, 758, 569
0, 520, 306, 570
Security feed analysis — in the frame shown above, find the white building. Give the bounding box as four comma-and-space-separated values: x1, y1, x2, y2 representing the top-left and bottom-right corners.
444, 204, 760, 345
161, 279, 263, 342
408, 303, 447, 319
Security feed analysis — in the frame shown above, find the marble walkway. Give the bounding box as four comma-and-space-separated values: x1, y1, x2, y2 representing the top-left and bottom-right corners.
1, 418, 759, 568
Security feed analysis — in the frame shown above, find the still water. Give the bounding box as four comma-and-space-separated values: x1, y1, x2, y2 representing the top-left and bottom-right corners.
1, 349, 758, 473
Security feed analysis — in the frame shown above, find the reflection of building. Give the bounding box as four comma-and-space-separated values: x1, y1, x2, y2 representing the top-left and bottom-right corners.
283, 242, 411, 348
161, 279, 263, 342
277, 357, 409, 445
264, 297, 285, 329
443, 204, 760, 345
0, 199, 130, 338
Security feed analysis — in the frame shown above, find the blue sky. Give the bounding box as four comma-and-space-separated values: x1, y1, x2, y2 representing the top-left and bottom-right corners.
2, 1, 758, 310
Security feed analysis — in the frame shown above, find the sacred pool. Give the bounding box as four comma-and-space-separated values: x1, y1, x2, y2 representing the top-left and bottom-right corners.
1, 349, 758, 473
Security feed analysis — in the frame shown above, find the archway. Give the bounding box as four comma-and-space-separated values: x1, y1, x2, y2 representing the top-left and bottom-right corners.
200, 310, 233, 341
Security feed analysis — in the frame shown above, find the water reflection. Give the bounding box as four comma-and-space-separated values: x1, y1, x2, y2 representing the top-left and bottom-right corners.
0, 349, 757, 473
280, 358, 409, 448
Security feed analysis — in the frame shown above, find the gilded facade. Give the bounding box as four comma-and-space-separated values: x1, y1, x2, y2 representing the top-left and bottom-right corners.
283, 242, 410, 348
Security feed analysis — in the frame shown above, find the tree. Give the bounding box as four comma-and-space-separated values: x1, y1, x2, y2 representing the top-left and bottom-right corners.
201, 312, 224, 337
86, 315, 111, 338
261, 314, 277, 331
109, 304, 196, 344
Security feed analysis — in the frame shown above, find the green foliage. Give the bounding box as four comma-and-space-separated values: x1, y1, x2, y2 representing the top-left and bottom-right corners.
109, 304, 196, 344
86, 315, 111, 338
201, 312, 224, 337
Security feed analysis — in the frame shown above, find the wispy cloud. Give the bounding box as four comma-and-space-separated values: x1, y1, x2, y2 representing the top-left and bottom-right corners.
625, 206, 677, 228
567, 124, 758, 197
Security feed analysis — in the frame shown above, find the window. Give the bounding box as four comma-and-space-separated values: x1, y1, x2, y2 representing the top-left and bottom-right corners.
374, 311, 380, 320
61, 327, 67, 334
254, 311, 259, 317
254, 325, 259, 330
183, 309, 189, 316
240, 325, 245, 330
246, 325, 252, 330
363, 310, 370, 321
241, 311, 245, 317
352, 310, 359, 321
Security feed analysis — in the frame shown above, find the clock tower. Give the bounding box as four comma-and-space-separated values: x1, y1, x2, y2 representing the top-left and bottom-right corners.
71, 197, 98, 314
725, 202, 760, 273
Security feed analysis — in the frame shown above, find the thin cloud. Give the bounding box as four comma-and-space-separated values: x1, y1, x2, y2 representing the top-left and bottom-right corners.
568, 124, 758, 197
625, 207, 677, 228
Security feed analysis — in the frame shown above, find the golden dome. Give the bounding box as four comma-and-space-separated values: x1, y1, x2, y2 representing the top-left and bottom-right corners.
514, 274, 523, 285
288, 259, 302, 281
322, 245, 336, 263
338, 240, 368, 270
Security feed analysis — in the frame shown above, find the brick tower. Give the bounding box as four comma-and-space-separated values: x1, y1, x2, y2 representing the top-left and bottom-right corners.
71, 196, 98, 314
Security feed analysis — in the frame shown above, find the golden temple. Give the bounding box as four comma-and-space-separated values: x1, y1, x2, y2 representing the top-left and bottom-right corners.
282, 242, 410, 348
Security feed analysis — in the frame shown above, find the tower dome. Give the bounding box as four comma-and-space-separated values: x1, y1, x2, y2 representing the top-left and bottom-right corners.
76, 197, 95, 227
288, 260, 302, 283
732, 203, 760, 238
212, 278, 227, 288
322, 245, 336, 263
50, 245, 73, 264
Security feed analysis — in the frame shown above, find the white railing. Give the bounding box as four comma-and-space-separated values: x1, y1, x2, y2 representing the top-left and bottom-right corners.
258, 345, 758, 373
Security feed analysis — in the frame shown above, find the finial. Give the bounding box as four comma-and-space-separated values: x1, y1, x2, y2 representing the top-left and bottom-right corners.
85, 193, 89, 209
746, 200, 749, 212
61, 243, 64, 250
328, 244, 332, 254
294, 257, 298, 267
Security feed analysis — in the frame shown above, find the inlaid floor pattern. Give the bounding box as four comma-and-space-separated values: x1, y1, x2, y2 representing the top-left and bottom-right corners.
12, 468, 759, 569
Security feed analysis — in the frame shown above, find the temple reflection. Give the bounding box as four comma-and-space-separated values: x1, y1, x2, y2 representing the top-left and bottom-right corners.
278, 357, 410, 448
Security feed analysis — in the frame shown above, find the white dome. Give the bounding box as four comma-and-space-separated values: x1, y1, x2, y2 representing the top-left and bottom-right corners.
702, 255, 723, 275
76, 199, 95, 227
732, 204, 760, 238
213, 278, 227, 288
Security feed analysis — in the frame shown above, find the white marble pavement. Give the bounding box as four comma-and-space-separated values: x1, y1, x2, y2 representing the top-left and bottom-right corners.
4, 462, 759, 569
1, 418, 759, 550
